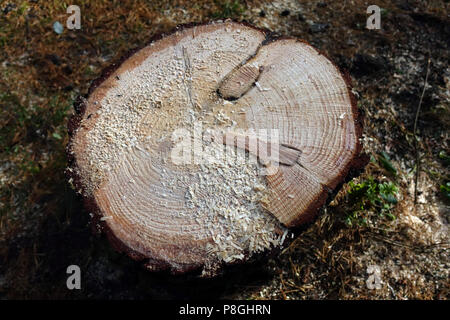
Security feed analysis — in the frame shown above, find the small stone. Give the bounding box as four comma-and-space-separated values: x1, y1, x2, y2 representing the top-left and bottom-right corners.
53, 21, 64, 34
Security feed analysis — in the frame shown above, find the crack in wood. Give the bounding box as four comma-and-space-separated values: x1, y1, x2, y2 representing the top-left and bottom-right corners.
182, 46, 195, 109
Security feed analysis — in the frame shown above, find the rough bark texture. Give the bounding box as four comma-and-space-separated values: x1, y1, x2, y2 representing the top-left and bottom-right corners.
67, 20, 365, 276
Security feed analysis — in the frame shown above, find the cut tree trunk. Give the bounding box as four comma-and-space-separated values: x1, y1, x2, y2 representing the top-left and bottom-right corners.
67, 21, 365, 276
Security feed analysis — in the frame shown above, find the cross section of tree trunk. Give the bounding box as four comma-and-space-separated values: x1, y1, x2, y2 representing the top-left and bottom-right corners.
67, 21, 365, 276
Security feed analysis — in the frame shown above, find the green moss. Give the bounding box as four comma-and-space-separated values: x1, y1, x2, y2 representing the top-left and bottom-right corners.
345, 177, 399, 226
377, 151, 397, 176
440, 182, 450, 201
211, 0, 245, 19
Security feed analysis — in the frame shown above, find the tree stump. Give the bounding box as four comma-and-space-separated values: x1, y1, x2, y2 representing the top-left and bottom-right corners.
67, 21, 365, 276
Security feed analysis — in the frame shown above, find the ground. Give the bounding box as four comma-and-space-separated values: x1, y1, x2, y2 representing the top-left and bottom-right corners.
0, 0, 448, 299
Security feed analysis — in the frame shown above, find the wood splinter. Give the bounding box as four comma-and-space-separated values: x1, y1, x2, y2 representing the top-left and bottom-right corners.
218, 62, 263, 100
217, 131, 301, 166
